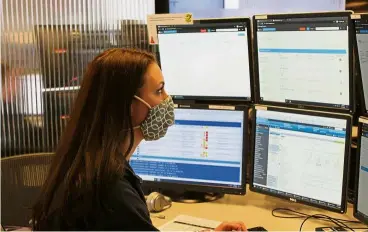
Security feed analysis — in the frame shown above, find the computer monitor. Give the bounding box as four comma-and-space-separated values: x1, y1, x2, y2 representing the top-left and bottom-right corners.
251, 106, 351, 213
354, 14, 368, 114
130, 104, 248, 197
354, 117, 368, 225
158, 0, 345, 18
253, 12, 354, 112
157, 18, 253, 101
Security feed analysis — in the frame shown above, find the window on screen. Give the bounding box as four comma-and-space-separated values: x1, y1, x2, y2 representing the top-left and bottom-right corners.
256, 17, 350, 109
356, 20, 368, 111
358, 124, 368, 218
253, 109, 347, 210
130, 108, 244, 188
157, 23, 251, 99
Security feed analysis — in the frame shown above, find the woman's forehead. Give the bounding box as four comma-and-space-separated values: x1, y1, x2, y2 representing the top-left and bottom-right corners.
144, 64, 164, 87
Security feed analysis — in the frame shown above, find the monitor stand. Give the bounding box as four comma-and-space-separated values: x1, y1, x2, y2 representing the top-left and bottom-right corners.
163, 191, 224, 203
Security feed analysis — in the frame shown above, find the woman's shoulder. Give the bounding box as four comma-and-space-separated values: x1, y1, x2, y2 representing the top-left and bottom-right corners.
107, 173, 144, 207
95, 170, 158, 231
107, 163, 146, 204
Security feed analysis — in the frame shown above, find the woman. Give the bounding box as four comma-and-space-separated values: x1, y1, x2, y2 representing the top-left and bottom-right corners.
32, 48, 247, 231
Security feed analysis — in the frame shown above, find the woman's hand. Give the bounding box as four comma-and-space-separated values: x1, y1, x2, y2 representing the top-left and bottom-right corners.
214, 221, 247, 231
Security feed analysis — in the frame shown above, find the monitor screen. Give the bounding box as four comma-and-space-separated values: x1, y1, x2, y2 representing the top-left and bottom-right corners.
157, 20, 252, 101
130, 106, 246, 193
168, 0, 345, 18
252, 107, 350, 212
355, 17, 368, 113
255, 15, 351, 110
356, 118, 368, 224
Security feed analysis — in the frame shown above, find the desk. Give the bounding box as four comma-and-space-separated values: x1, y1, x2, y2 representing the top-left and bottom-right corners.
151, 187, 357, 231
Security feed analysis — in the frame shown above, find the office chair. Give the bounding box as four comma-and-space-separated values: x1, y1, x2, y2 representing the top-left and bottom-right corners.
1, 113, 44, 157
1, 153, 54, 227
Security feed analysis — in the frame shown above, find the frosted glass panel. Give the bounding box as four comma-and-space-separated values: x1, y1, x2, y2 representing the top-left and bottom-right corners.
1, 0, 155, 157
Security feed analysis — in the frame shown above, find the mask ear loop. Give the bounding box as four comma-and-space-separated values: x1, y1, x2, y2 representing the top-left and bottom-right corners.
134, 95, 152, 109
133, 95, 152, 129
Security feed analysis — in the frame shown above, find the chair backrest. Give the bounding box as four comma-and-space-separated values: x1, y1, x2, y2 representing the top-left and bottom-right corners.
1, 114, 45, 157
1, 153, 55, 227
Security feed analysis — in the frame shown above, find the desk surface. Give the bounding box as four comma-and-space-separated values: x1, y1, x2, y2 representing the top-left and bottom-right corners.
151, 187, 358, 231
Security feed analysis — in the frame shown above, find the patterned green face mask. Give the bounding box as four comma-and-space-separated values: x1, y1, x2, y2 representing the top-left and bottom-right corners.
134, 95, 175, 141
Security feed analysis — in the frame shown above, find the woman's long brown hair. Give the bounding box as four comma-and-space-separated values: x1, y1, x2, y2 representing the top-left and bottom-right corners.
32, 48, 156, 230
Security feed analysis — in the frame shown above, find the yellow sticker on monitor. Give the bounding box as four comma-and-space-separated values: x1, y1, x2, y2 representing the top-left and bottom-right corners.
185, 13, 193, 23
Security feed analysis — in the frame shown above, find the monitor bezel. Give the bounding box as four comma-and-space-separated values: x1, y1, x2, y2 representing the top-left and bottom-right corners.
353, 13, 368, 115
137, 104, 249, 195
156, 17, 255, 102
250, 105, 352, 213
155, 0, 169, 14
253, 11, 355, 113
354, 117, 368, 225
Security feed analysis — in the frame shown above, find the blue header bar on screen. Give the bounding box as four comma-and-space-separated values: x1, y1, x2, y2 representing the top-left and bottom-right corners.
259, 48, 347, 54
175, 120, 241, 128
257, 118, 346, 138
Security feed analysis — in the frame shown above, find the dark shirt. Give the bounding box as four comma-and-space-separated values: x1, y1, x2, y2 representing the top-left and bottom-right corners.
43, 161, 158, 231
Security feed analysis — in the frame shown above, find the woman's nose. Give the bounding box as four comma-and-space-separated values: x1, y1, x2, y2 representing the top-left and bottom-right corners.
163, 90, 169, 99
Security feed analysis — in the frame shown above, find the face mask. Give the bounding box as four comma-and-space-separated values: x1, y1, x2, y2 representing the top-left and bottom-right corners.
134, 95, 175, 141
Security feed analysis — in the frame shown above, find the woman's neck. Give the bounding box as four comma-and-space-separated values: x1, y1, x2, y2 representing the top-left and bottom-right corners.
122, 129, 143, 161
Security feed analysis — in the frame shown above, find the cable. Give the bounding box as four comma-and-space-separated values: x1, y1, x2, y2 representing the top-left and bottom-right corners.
272, 208, 308, 219
300, 215, 340, 231
272, 208, 367, 231
273, 208, 363, 223
313, 214, 354, 231
298, 214, 353, 231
